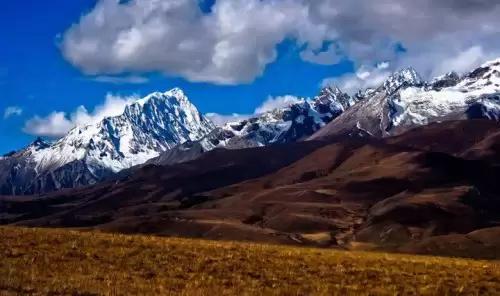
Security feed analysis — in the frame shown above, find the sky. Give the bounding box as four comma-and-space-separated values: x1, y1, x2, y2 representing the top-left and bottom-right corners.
2, 0, 500, 154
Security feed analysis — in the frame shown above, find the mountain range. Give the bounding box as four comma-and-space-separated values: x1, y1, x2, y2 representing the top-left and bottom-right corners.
312, 59, 500, 139
4, 59, 500, 195
0, 85, 357, 194
2, 57, 500, 259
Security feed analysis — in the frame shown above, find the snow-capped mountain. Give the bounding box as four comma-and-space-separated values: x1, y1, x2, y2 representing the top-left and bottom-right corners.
384, 67, 424, 95
311, 60, 500, 139
7, 57, 500, 195
148, 86, 359, 166
203, 86, 357, 149
0, 88, 215, 195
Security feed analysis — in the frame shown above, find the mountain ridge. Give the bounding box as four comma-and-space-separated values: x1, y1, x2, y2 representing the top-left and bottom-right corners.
5, 57, 500, 195
0, 88, 215, 195
310, 59, 500, 140
0, 84, 357, 194
146, 86, 358, 166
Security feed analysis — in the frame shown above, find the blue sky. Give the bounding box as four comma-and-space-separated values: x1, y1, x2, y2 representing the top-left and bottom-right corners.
2, 0, 499, 154
0, 0, 353, 154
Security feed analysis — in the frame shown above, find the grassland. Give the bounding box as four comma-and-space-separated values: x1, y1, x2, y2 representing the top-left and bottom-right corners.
1, 227, 499, 295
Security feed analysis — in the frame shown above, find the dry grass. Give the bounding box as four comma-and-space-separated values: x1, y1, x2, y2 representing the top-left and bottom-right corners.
1, 226, 499, 295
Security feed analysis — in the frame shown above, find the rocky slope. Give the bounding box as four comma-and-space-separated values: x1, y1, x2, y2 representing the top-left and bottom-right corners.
310, 59, 500, 139
0, 88, 215, 195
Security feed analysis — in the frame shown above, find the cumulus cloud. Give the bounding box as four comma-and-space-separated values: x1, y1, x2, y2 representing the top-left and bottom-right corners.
61, 0, 311, 84
23, 112, 75, 138
322, 63, 391, 95
23, 94, 138, 138
308, 0, 500, 79
61, 0, 500, 84
4, 106, 23, 119
206, 95, 302, 126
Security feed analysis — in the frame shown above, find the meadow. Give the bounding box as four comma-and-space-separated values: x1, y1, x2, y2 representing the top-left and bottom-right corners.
1, 226, 499, 295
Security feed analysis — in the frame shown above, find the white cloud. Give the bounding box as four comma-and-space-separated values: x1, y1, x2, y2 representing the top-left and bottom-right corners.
4, 106, 23, 119
91, 75, 149, 84
254, 95, 302, 114
377, 62, 390, 70
23, 112, 75, 138
23, 93, 138, 138
322, 64, 391, 95
430, 46, 493, 77
61, 0, 500, 84
61, 0, 311, 85
205, 113, 252, 126
207, 94, 302, 126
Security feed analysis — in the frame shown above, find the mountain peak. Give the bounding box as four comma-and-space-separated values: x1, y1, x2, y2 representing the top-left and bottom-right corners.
315, 85, 356, 111
0, 88, 216, 194
320, 85, 343, 96
164, 87, 185, 97
133, 87, 188, 108
392, 67, 422, 82
431, 71, 460, 89
29, 137, 50, 150
480, 57, 500, 68
384, 67, 423, 94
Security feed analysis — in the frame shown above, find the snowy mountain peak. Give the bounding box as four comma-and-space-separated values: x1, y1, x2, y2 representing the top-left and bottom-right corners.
29, 137, 50, 150
134, 87, 187, 107
463, 59, 500, 82
450, 58, 500, 93
164, 87, 186, 97
319, 85, 343, 97
316, 86, 356, 111
384, 67, 423, 95
194, 86, 359, 152
310, 59, 500, 140
0, 88, 216, 194
480, 58, 500, 69
431, 71, 460, 89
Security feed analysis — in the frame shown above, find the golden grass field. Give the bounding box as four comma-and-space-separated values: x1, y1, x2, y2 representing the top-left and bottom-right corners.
1, 226, 500, 295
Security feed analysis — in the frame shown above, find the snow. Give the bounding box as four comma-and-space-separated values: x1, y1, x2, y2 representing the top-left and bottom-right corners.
384, 67, 423, 95
208, 86, 357, 148
8, 57, 500, 194
25, 88, 215, 174
389, 61, 500, 128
